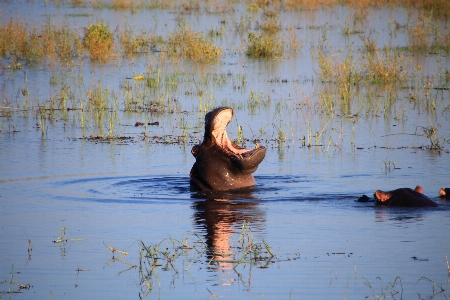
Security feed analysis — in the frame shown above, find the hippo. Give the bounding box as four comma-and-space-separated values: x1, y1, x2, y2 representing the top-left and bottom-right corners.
190, 107, 266, 191
374, 186, 438, 207
440, 188, 450, 199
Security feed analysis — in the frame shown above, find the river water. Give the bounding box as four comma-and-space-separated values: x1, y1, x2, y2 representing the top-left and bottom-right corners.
1, 1, 450, 299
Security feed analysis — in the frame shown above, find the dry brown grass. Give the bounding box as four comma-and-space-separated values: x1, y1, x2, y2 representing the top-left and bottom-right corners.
83, 22, 115, 61
0, 18, 39, 62
0, 18, 82, 64
407, 11, 450, 52
283, 0, 450, 16
361, 47, 411, 83
41, 21, 83, 63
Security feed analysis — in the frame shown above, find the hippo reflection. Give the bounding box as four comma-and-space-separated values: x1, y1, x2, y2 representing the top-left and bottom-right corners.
190, 107, 266, 191
192, 193, 265, 274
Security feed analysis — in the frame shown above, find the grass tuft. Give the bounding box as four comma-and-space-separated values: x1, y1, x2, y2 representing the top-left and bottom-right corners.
166, 25, 222, 62
246, 31, 283, 58
83, 21, 114, 61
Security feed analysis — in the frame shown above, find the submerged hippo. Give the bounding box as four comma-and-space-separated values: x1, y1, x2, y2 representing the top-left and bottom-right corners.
374, 186, 438, 207
190, 107, 266, 191
440, 188, 450, 199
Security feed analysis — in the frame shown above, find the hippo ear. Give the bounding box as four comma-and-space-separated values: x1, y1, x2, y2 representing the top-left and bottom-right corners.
191, 145, 199, 157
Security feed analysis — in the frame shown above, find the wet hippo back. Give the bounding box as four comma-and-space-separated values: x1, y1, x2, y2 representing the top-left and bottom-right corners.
375, 187, 438, 207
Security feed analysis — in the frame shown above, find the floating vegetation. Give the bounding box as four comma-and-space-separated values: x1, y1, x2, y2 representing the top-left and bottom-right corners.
105, 243, 136, 271
0, 263, 31, 294
52, 226, 86, 244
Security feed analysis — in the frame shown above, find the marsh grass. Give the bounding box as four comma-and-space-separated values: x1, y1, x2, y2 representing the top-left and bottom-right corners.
166, 25, 222, 62
0, 18, 83, 65
83, 21, 114, 61
360, 35, 377, 53
1, 1, 448, 153
362, 47, 411, 84
246, 31, 284, 58
315, 47, 361, 111
119, 26, 151, 55
284, 0, 450, 17
234, 13, 253, 33
406, 11, 450, 52
41, 20, 83, 64
259, 12, 281, 34
0, 18, 39, 63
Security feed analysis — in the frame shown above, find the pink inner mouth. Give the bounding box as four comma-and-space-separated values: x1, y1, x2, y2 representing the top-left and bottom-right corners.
211, 109, 253, 157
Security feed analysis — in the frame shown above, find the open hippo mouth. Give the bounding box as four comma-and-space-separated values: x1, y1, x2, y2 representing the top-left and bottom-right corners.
210, 108, 263, 161
190, 107, 266, 191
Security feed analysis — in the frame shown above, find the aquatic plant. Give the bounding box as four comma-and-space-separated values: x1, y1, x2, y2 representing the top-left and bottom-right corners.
246, 31, 283, 58
315, 46, 361, 111
363, 276, 403, 299
119, 25, 152, 55
83, 21, 114, 61
0, 18, 40, 63
362, 46, 412, 84
166, 25, 222, 62
406, 11, 450, 52
1, 263, 31, 294
416, 125, 447, 150
259, 12, 281, 34
233, 13, 253, 33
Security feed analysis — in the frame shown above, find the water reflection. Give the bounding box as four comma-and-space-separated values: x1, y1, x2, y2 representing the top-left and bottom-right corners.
191, 190, 266, 285
374, 208, 428, 225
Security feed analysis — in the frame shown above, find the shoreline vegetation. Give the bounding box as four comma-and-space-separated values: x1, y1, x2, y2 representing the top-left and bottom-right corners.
1, 0, 449, 151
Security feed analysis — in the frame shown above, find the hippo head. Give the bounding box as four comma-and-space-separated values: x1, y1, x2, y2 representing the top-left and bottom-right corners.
190, 107, 266, 191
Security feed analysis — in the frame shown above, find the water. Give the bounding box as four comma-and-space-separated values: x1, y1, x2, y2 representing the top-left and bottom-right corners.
1, 1, 450, 299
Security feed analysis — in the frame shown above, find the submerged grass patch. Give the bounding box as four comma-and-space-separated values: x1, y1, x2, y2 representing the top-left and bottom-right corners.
83, 21, 114, 61
166, 25, 222, 62
246, 31, 283, 58
361, 46, 411, 84
0, 18, 40, 63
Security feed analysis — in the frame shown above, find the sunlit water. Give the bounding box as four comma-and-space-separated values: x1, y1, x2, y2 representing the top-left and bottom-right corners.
1, 1, 450, 299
